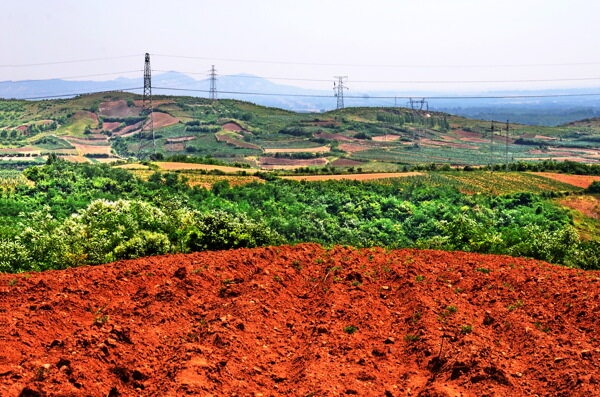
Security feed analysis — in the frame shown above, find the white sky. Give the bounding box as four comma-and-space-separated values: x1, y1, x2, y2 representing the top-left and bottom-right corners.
1, 0, 600, 92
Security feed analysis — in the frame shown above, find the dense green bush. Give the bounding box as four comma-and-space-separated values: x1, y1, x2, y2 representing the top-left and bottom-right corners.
1, 160, 598, 272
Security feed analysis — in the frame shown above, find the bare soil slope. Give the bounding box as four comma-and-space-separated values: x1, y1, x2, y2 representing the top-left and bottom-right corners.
0, 245, 598, 396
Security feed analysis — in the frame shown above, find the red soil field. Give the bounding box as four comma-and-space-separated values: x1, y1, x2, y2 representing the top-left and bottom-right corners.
260, 157, 328, 166
147, 112, 180, 129
216, 134, 261, 150
420, 139, 479, 150
330, 158, 364, 167
0, 147, 37, 153
302, 119, 340, 127
454, 130, 484, 139
59, 155, 89, 163
164, 143, 185, 152
0, 245, 598, 396
282, 172, 422, 182
371, 134, 402, 142
132, 100, 174, 108
534, 135, 558, 141
115, 121, 144, 137
313, 132, 355, 142
530, 172, 600, 188
264, 146, 330, 154
166, 136, 195, 143
558, 195, 600, 219
102, 122, 122, 132
222, 122, 245, 132
99, 101, 140, 118
338, 143, 371, 153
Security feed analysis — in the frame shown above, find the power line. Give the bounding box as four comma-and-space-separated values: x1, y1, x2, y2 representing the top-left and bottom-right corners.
0, 70, 142, 83
152, 69, 600, 85
0, 55, 141, 68
152, 53, 600, 69
15, 87, 142, 101
9, 86, 600, 102
152, 86, 600, 100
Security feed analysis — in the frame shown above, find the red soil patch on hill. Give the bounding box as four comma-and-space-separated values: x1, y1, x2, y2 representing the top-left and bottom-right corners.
0, 147, 36, 153
330, 158, 365, 167
216, 133, 261, 150
339, 143, 372, 153
133, 100, 174, 108
115, 121, 144, 137
313, 132, 355, 142
455, 130, 484, 139
301, 119, 340, 127
0, 245, 598, 396
99, 100, 141, 118
372, 134, 402, 142
102, 122, 122, 132
147, 112, 180, 129
260, 157, 328, 167
166, 136, 195, 143
282, 172, 423, 182
558, 195, 600, 219
164, 143, 185, 152
421, 138, 479, 150
530, 172, 600, 188
222, 122, 245, 132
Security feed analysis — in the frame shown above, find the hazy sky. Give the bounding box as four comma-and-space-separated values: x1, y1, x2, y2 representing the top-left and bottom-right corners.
2, 0, 600, 92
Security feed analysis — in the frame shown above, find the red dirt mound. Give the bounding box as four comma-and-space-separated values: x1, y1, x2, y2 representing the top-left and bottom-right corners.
0, 245, 598, 396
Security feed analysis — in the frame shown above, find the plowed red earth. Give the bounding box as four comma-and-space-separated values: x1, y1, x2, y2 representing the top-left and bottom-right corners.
1, 245, 598, 396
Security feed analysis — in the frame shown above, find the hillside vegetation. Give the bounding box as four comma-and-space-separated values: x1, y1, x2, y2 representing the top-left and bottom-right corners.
2, 92, 600, 169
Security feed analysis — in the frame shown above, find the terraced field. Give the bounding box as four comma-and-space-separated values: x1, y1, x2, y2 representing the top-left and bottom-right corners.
2, 92, 600, 168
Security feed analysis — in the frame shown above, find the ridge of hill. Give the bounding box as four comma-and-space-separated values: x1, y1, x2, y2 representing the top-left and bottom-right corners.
1, 91, 600, 168
3, 72, 600, 124
0, 244, 598, 396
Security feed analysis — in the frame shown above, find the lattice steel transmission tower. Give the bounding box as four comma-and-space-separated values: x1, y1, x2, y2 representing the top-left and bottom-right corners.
408, 98, 428, 142
505, 120, 510, 171
489, 120, 495, 170
138, 52, 155, 158
333, 76, 348, 109
209, 65, 217, 100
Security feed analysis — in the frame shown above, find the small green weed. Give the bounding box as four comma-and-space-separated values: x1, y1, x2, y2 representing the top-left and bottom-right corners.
343, 325, 358, 334
404, 334, 420, 342
507, 300, 523, 311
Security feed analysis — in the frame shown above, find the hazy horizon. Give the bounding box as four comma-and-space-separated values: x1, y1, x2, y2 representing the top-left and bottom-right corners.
2, 0, 600, 94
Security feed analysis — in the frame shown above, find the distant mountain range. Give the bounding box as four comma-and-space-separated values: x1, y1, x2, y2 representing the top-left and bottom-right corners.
3, 71, 600, 125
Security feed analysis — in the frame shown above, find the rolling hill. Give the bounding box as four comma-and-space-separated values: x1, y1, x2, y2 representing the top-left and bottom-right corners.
1, 91, 600, 169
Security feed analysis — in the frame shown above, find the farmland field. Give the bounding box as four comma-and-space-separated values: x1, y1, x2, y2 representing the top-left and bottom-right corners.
282, 172, 422, 182
2, 92, 599, 168
151, 161, 259, 173
529, 172, 600, 188
0, 170, 32, 190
